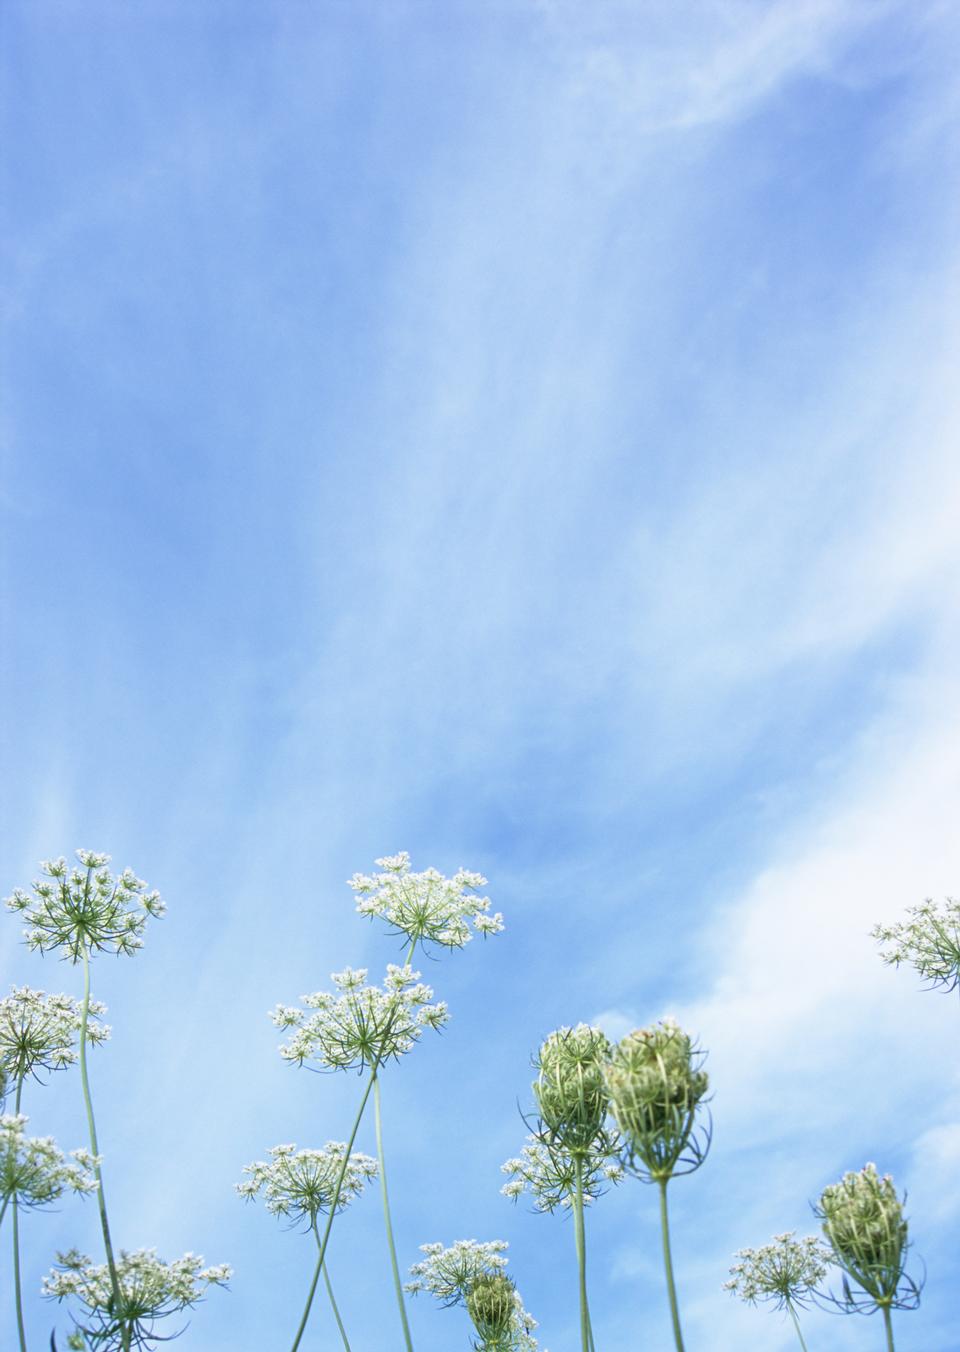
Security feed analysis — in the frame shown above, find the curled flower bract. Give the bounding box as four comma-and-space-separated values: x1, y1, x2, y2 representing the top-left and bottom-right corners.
0, 986, 109, 1084
724, 1232, 832, 1309
271, 965, 448, 1072
534, 1024, 611, 1154
5, 852, 165, 962
43, 1247, 231, 1352
1, 1114, 99, 1211
236, 1141, 377, 1225
604, 1018, 710, 1181
348, 852, 502, 949
815, 1163, 919, 1314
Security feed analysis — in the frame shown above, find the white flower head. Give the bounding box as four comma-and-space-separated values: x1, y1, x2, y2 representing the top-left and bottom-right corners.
406, 1239, 510, 1304
872, 897, 960, 993
271, 965, 448, 1072
500, 1133, 624, 1213
44, 1247, 231, 1351
348, 852, 502, 950
5, 852, 165, 962
236, 1141, 377, 1225
724, 1232, 832, 1309
1, 1114, 99, 1211
0, 986, 110, 1085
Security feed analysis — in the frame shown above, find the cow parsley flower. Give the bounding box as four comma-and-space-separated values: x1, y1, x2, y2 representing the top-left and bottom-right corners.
500, 1134, 624, 1212
725, 1232, 832, 1308
604, 1018, 710, 1181
271, 965, 449, 1072
407, 1242, 539, 1350
236, 1141, 377, 1225
348, 852, 502, 949
0, 986, 109, 1085
43, 1247, 231, 1351
406, 1239, 510, 1303
814, 1163, 920, 1316
5, 852, 165, 962
872, 897, 960, 993
1, 1114, 99, 1212
534, 1024, 612, 1154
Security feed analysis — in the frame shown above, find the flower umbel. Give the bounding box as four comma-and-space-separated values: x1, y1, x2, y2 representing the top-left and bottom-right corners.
467, 1273, 540, 1352
271, 965, 448, 1072
872, 897, 960, 993
724, 1232, 832, 1309
604, 1018, 710, 1181
1, 1114, 98, 1211
0, 986, 110, 1085
406, 1241, 539, 1351
348, 852, 502, 949
5, 852, 165, 962
236, 1141, 377, 1226
43, 1247, 232, 1351
500, 1133, 624, 1212
814, 1163, 920, 1314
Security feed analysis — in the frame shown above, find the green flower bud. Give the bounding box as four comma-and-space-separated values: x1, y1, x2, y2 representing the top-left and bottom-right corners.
604, 1018, 709, 1180
533, 1024, 611, 1154
467, 1273, 517, 1343
815, 1163, 913, 1309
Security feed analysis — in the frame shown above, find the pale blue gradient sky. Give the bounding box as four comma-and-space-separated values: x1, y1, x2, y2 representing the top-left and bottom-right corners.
2, 2, 959, 1349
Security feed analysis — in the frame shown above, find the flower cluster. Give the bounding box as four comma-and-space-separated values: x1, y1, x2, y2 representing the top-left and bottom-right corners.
604, 1018, 709, 1181
44, 1247, 231, 1351
724, 1232, 832, 1309
815, 1163, 917, 1312
348, 852, 502, 949
0, 986, 109, 1086
534, 1024, 612, 1154
236, 1141, 377, 1225
1, 1114, 98, 1211
406, 1241, 539, 1351
271, 965, 448, 1072
872, 897, 960, 993
5, 851, 165, 962
501, 1134, 624, 1212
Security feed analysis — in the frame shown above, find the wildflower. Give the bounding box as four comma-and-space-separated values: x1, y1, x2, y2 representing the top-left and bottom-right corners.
43, 1247, 231, 1352
5, 851, 164, 962
236, 1141, 377, 1225
0, 986, 110, 1085
501, 1134, 623, 1212
725, 1232, 832, 1307
604, 1018, 710, 1181
872, 897, 960, 993
407, 1241, 539, 1351
348, 852, 502, 949
271, 965, 448, 1072
1, 1114, 98, 1211
814, 1163, 920, 1316
534, 1024, 612, 1154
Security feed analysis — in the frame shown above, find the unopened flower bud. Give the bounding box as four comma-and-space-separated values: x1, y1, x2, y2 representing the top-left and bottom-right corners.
815, 1163, 910, 1306
534, 1024, 611, 1153
467, 1273, 517, 1342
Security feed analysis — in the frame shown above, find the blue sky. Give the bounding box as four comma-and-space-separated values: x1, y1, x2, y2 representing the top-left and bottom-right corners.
1, 1, 959, 1349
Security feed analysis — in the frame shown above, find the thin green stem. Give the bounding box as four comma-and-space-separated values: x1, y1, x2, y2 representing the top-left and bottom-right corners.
881, 1303, 896, 1352
288, 937, 419, 1352
312, 1220, 351, 1351
79, 943, 128, 1352
786, 1299, 809, 1352
657, 1177, 685, 1352
10, 1072, 26, 1352
374, 1074, 415, 1352
572, 1156, 594, 1352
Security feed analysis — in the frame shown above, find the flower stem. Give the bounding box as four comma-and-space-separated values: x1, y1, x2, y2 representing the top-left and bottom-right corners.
9, 1073, 26, 1352
79, 942, 129, 1352
312, 1221, 351, 1351
572, 1156, 594, 1352
657, 1177, 685, 1352
374, 1073, 415, 1352
786, 1299, 809, 1352
882, 1303, 896, 1352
